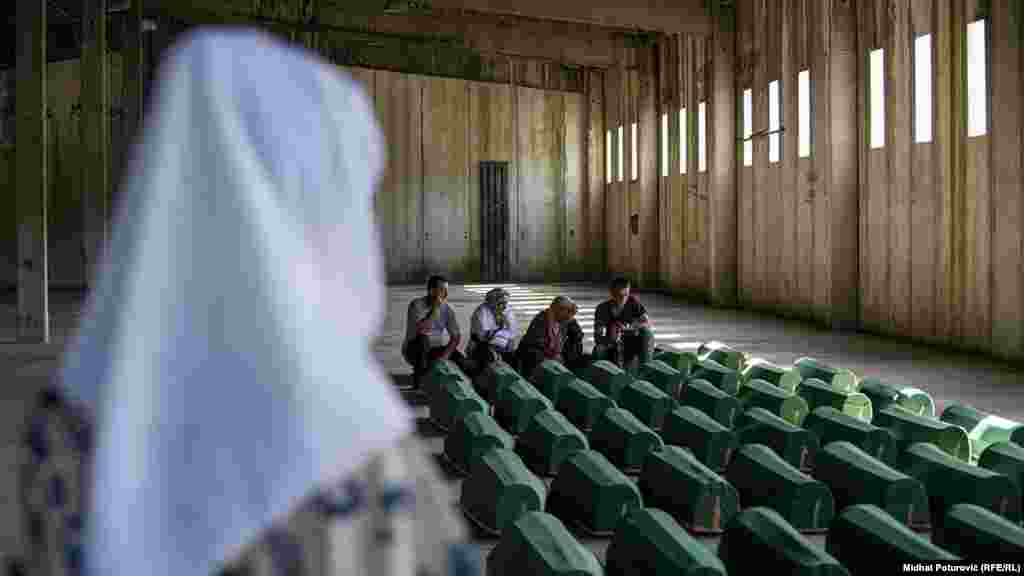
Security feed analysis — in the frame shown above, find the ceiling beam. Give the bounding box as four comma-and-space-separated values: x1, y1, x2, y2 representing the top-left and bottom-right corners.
153, 0, 658, 68
425, 0, 710, 35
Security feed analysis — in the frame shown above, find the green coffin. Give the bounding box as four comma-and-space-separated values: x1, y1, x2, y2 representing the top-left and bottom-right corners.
580, 360, 633, 402
590, 407, 664, 473
555, 379, 616, 433
495, 379, 553, 435
826, 504, 959, 572
875, 407, 972, 462
474, 361, 525, 404
444, 411, 515, 476
546, 449, 643, 536
736, 408, 820, 471
803, 407, 897, 464
725, 444, 835, 532
858, 377, 934, 419
933, 503, 1024, 560
516, 409, 589, 478
738, 379, 810, 426
638, 445, 740, 534
653, 344, 700, 378
461, 448, 547, 535
698, 341, 746, 371
638, 360, 685, 401
605, 507, 728, 576
814, 441, 929, 528
618, 379, 676, 430
431, 378, 489, 432
717, 507, 850, 576
978, 441, 1024, 510
531, 359, 576, 406
796, 379, 873, 423
901, 442, 1021, 531
741, 358, 803, 394
688, 360, 740, 396
422, 359, 472, 401
486, 511, 603, 576
793, 357, 859, 394
680, 379, 742, 429
940, 404, 1024, 463
662, 406, 739, 472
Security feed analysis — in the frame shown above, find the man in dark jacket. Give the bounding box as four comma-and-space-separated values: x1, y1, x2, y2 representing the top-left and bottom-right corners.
592, 276, 654, 372
515, 296, 585, 377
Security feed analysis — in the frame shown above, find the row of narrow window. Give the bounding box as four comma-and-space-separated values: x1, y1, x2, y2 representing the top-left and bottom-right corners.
605, 20, 988, 183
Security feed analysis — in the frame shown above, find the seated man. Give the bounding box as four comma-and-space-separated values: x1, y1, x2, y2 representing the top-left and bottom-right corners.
592, 276, 654, 372
515, 296, 585, 378
466, 288, 518, 372
402, 275, 465, 388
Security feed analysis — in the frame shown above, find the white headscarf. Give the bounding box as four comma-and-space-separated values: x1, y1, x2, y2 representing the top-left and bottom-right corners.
57, 28, 412, 576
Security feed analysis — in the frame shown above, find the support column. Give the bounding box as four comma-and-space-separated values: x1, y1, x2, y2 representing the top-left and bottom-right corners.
81, 0, 110, 287
709, 14, 737, 307
15, 0, 49, 343
120, 0, 146, 216
827, 0, 860, 331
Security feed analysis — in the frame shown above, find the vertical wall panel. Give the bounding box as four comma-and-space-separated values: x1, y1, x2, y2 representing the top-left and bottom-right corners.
586, 69, 606, 278
909, 0, 938, 341
888, 0, 914, 335
989, 0, 1024, 358
963, 137, 991, 350
516, 87, 564, 280
638, 46, 659, 288
374, 70, 424, 283
422, 76, 472, 278
738, 1, 756, 304
794, 0, 817, 317
563, 92, 584, 277
780, 0, 798, 314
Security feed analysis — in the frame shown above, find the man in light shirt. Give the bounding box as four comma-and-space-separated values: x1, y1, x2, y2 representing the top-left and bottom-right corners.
403, 275, 465, 388
466, 288, 518, 372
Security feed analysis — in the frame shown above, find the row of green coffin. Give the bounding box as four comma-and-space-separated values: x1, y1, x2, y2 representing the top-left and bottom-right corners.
439, 358, 1024, 511
450, 400, 1024, 539
432, 356, 1024, 506
446, 354, 1015, 487
486, 503, 1022, 576
658, 344, 1024, 462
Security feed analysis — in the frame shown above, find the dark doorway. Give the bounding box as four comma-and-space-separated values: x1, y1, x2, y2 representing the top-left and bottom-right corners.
479, 161, 510, 283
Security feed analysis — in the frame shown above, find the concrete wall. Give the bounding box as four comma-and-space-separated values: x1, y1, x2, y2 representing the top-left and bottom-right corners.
361, 65, 589, 283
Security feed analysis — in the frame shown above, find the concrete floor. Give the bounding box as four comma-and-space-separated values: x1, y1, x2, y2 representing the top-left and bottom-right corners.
1, 283, 1022, 564
376, 282, 1024, 562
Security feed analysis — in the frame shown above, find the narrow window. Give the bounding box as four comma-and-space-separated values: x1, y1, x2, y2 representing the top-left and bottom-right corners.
617, 125, 624, 182
914, 34, 933, 143
698, 101, 707, 172
967, 20, 988, 137
631, 122, 639, 181
605, 129, 613, 183
679, 107, 687, 174
742, 89, 753, 166
870, 48, 885, 149
768, 80, 781, 163
661, 113, 669, 177
798, 70, 812, 158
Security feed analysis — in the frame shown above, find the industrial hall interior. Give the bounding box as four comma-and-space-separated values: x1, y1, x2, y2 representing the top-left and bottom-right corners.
3, 0, 1024, 574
